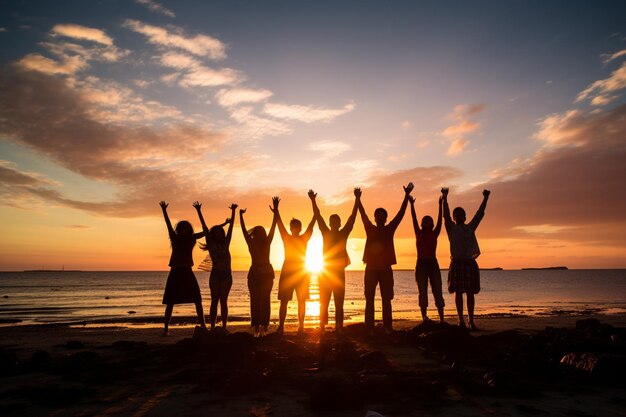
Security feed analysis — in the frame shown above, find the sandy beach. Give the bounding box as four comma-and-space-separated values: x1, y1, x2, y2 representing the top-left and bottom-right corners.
1, 314, 625, 416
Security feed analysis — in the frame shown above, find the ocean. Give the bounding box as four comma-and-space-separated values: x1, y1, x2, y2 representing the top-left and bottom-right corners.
1, 269, 625, 327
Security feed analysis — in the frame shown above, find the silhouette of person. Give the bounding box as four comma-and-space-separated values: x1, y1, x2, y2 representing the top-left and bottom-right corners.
441, 188, 491, 330
357, 183, 414, 333
309, 189, 359, 333
409, 195, 445, 322
272, 195, 316, 334
194, 202, 237, 332
240, 200, 278, 337
159, 201, 207, 336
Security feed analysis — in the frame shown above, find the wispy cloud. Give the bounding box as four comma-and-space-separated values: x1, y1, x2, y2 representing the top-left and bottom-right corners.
441, 104, 485, 156
124, 19, 226, 60
263, 101, 355, 123
215, 87, 273, 107
158, 51, 242, 87
17, 53, 87, 75
51, 24, 113, 46
135, 0, 176, 18
601, 48, 626, 65
307, 140, 352, 157
576, 61, 626, 106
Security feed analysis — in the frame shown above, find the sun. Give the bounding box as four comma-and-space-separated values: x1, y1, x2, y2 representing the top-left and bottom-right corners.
306, 235, 324, 273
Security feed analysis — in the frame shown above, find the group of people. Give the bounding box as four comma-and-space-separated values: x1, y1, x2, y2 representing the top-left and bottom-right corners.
159, 185, 490, 336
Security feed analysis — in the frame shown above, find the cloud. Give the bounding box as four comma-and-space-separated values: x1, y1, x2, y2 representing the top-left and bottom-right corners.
124, 19, 226, 60
158, 51, 242, 87
228, 106, 292, 138
601, 48, 626, 65
576, 61, 626, 106
215, 87, 273, 107
0, 67, 228, 217
441, 104, 485, 156
307, 140, 351, 156
51, 24, 113, 46
17, 53, 87, 75
471, 104, 626, 242
263, 101, 355, 123
135, 0, 176, 18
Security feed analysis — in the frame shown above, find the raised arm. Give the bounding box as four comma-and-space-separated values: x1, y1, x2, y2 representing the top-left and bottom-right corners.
388, 182, 414, 230
269, 196, 288, 239
354, 187, 372, 229
268, 207, 278, 244
309, 189, 328, 233
409, 195, 420, 236
434, 196, 443, 237
301, 191, 317, 242
239, 208, 252, 246
225, 203, 237, 245
469, 190, 490, 229
193, 201, 209, 233
342, 192, 360, 234
441, 187, 453, 229
159, 201, 175, 238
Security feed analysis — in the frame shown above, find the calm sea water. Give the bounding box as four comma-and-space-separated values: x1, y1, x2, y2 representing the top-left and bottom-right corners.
0, 270, 625, 327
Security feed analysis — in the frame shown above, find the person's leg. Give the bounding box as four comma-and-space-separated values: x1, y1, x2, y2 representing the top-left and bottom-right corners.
209, 273, 219, 330
454, 292, 465, 327
278, 300, 288, 332
467, 293, 476, 329
416, 261, 429, 320
248, 278, 260, 334
220, 275, 232, 329
297, 299, 306, 333
380, 267, 394, 331
363, 267, 377, 331
430, 261, 445, 322
261, 278, 273, 335
195, 302, 207, 329
334, 270, 346, 331
318, 274, 331, 330
163, 304, 173, 335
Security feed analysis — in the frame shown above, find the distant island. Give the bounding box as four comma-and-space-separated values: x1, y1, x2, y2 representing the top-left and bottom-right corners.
521, 266, 568, 270
481, 267, 503, 271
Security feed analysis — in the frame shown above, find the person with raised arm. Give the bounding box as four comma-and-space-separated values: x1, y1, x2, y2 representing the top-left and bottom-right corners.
309, 189, 359, 333
441, 187, 491, 330
159, 201, 207, 336
272, 194, 316, 334
357, 183, 414, 333
409, 195, 445, 322
194, 202, 237, 332
240, 198, 278, 337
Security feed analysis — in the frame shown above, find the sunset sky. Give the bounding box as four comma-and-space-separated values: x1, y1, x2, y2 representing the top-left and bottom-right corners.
1, 0, 625, 271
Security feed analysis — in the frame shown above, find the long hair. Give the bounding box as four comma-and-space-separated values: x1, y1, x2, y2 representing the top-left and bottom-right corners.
173, 220, 196, 247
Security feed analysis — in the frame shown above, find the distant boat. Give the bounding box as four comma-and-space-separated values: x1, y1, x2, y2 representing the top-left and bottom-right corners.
23, 269, 82, 272
521, 266, 568, 270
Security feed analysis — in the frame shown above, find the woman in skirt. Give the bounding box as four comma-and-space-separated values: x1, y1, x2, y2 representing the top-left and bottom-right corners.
160, 201, 207, 336
441, 188, 491, 330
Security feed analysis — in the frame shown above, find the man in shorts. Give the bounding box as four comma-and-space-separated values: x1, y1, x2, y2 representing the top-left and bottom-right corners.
272, 196, 316, 334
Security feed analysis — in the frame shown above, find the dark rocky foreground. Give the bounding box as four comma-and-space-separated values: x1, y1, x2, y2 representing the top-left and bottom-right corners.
0, 319, 625, 416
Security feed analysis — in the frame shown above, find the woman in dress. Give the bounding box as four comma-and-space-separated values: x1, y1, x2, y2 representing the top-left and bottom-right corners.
159, 201, 207, 336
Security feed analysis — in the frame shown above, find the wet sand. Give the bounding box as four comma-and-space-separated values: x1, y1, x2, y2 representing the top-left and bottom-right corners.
1, 314, 625, 416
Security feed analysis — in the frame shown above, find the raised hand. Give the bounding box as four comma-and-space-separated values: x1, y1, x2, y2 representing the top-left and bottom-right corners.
354, 187, 362, 198
269, 196, 280, 213
483, 189, 491, 198
403, 182, 414, 194
225, 217, 231, 224
229, 203, 238, 211
441, 187, 449, 196
192, 201, 201, 210
159, 201, 168, 209
439, 195, 443, 205
408, 195, 416, 204
308, 189, 317, 200
239, 208, 247, 215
